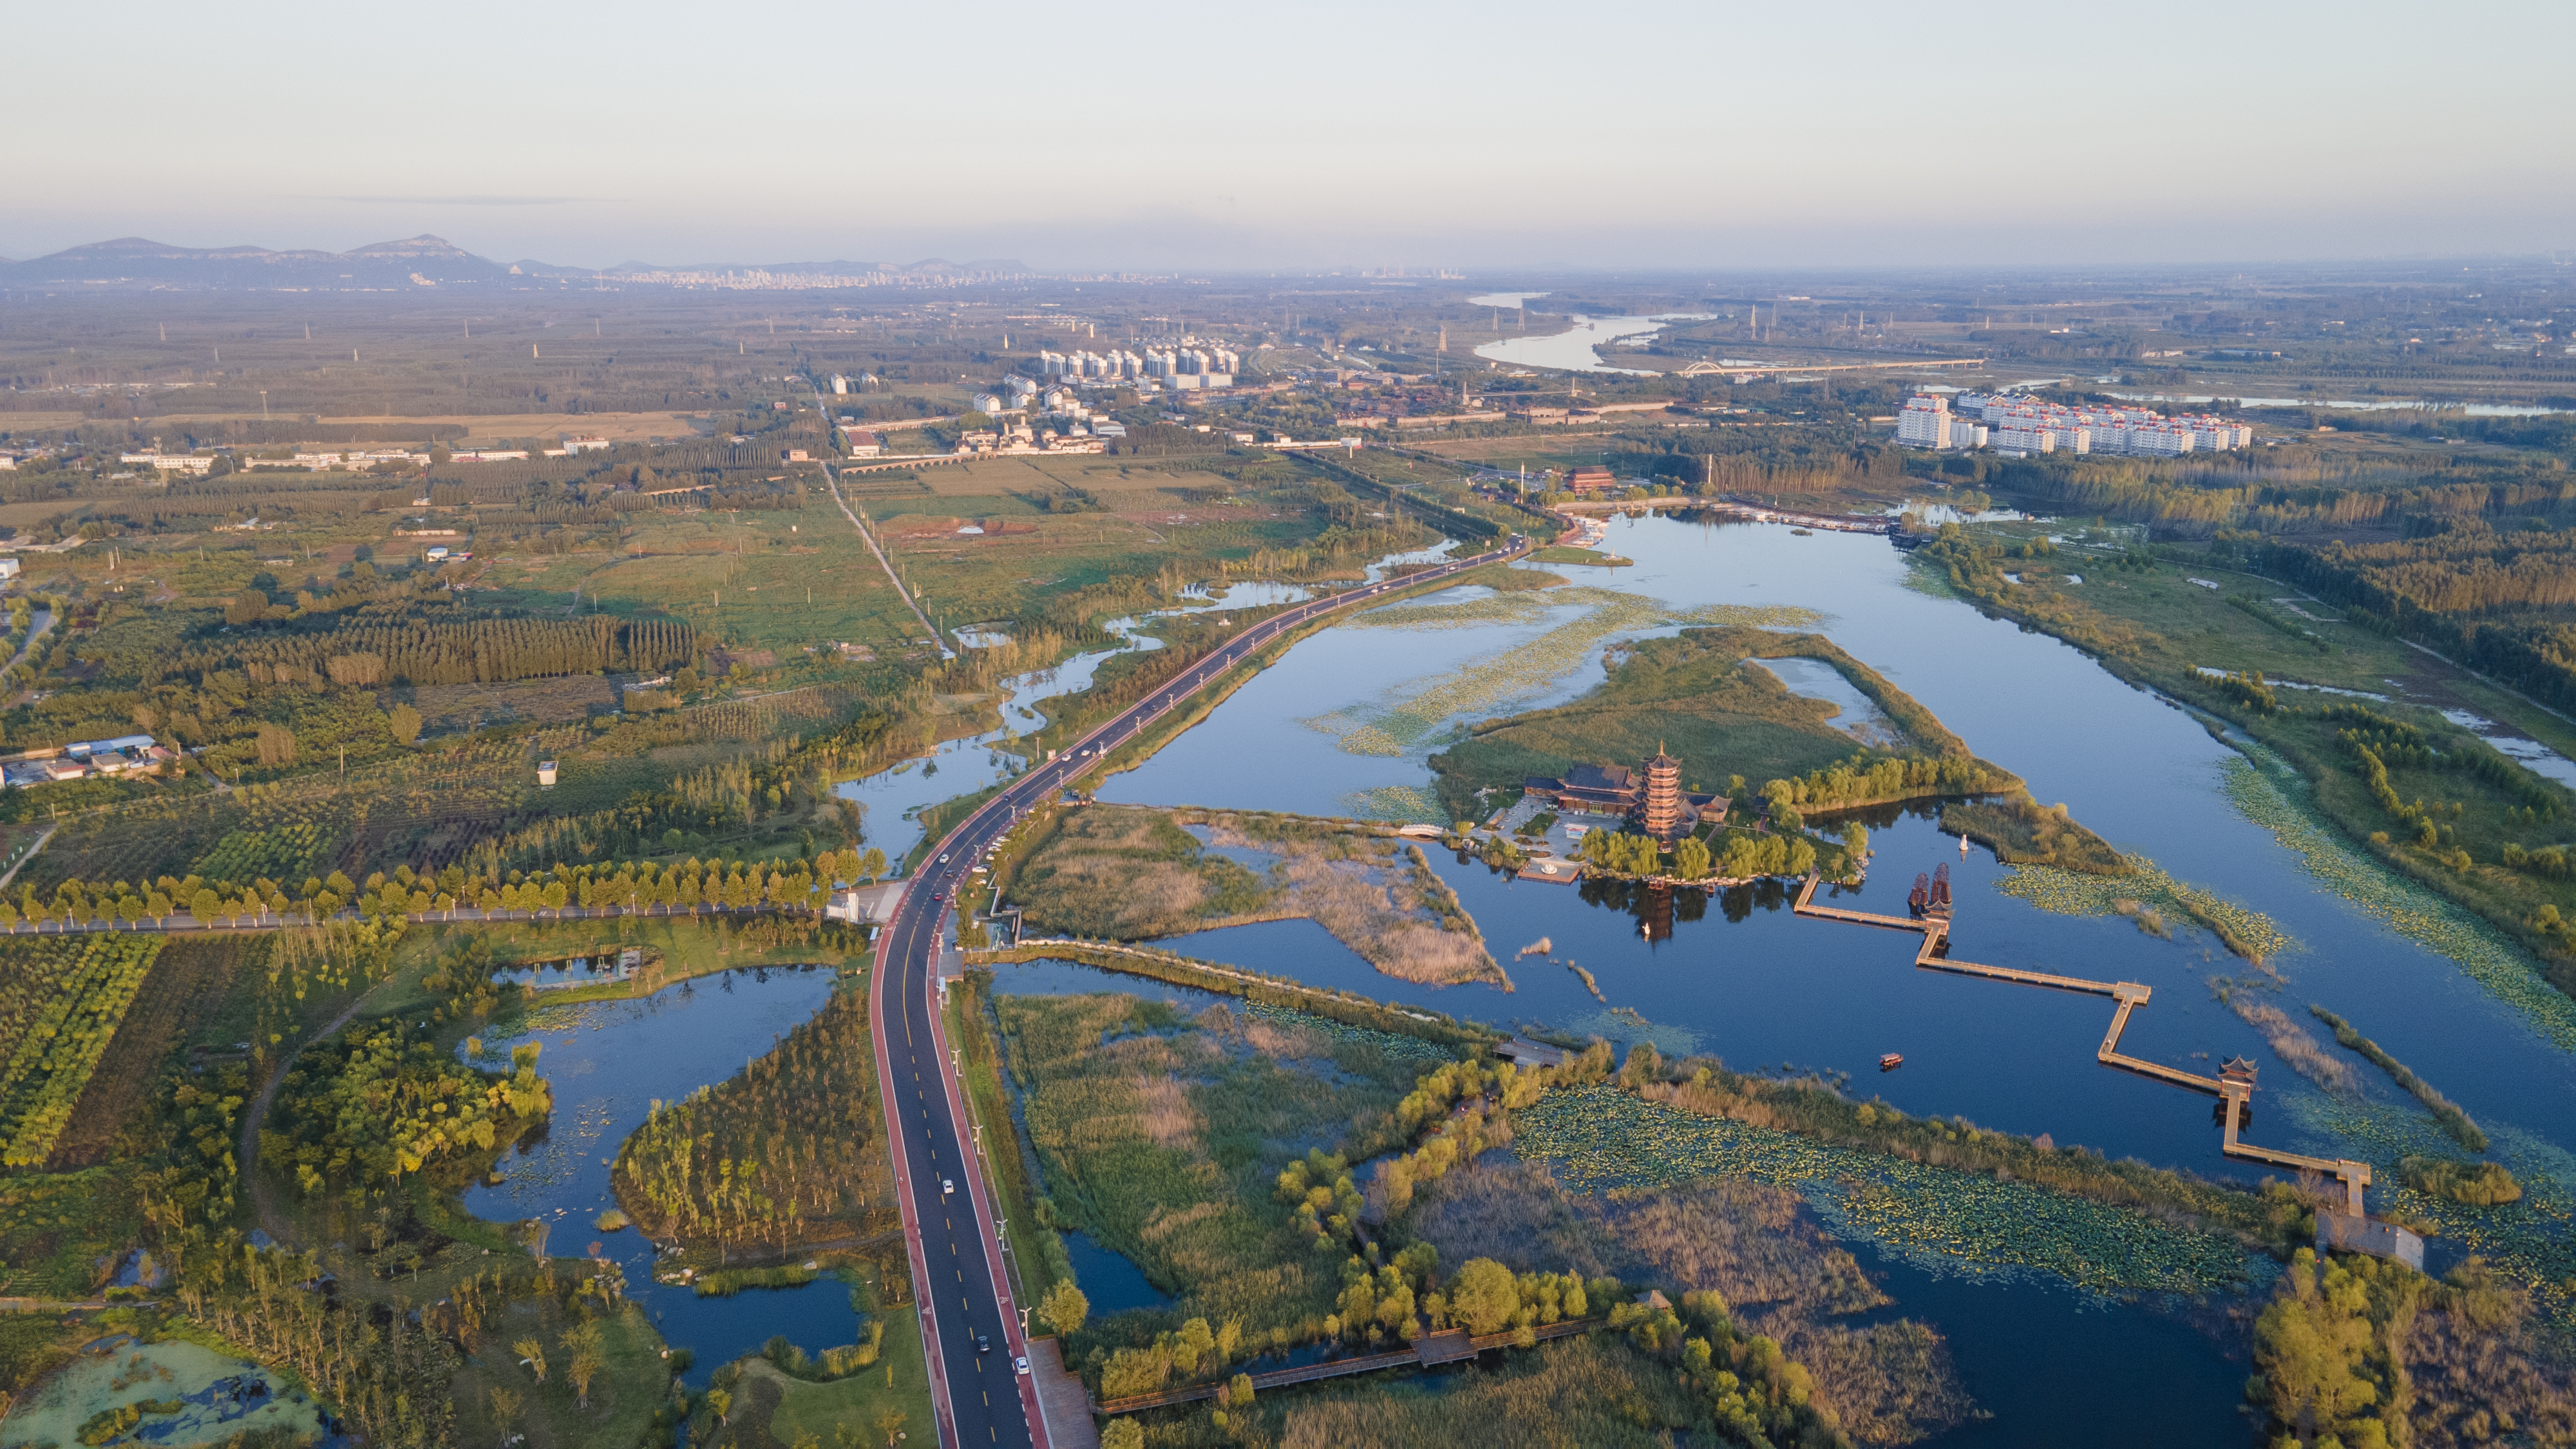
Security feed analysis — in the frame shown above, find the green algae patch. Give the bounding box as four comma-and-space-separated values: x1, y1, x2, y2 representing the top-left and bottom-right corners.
2, 1337, 328, 1448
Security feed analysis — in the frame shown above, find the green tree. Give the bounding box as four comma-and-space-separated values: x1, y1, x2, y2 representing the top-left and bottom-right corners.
1672, 836, 1712, 880
1038, 1278, 1089, 1337
1449, 1258, 1520, 1336
1101, 1420, 1144, 1449
388, 702, 423, 744
1173, 1316, 1216, 1374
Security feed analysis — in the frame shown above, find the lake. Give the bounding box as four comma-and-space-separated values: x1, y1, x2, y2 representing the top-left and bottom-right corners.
1475, 314, 1714, 374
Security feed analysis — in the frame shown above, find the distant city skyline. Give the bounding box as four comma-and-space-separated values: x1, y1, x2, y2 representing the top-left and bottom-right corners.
11, 0, 2570, 271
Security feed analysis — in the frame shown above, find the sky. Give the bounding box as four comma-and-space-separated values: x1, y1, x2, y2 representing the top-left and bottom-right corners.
10, 0, 2571, 272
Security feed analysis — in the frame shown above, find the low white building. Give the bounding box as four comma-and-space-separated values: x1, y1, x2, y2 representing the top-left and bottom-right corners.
119, 452, 216, 475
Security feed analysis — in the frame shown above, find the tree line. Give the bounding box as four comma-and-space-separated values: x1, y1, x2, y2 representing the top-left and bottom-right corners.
185, 615, 699, 688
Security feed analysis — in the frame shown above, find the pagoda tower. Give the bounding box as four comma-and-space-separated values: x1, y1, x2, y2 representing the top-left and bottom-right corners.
1638, 742, 1685, 842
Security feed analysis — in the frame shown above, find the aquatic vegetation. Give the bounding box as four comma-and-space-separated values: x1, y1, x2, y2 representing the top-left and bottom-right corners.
1242, 1000, 1454, 1065
1997, 857, 2290, 962
2398, 1155, 2523, 1206
2309, 1005, 2487, 1151
1515, 1085, 2255, 1296
1341, 785, 1443, 823
2224, 753, 2576, 1049
2218, 989, 2363, 1099
1345, 590, 1818, 636
2298, 1090, 2576, 1329
996, 990, 1431, 1349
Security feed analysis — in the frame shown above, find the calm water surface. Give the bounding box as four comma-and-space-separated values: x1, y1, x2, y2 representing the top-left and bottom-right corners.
1109, 514, 2576, 1190
460, 967, 855, 1388
1474, 314, 1714, 374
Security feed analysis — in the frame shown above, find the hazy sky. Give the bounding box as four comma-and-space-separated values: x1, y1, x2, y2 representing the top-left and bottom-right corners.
12, 0, 2570, 271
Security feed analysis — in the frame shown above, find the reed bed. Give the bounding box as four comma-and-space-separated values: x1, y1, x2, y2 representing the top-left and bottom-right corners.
2224, 753, 2576, 1048
1515, 1084, 2259, 1297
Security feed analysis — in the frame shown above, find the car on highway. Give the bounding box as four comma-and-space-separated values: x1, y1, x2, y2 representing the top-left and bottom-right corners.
942, 1178, 954, 1197
974, 1332, 991, 1355
1015, 1355, 1030, 1377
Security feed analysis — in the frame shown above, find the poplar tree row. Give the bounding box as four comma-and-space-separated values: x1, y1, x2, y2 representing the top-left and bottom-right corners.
185, 616, 699, 687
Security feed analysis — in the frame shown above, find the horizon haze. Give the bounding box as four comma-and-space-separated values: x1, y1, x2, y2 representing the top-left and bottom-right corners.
10, 0, 2571, 272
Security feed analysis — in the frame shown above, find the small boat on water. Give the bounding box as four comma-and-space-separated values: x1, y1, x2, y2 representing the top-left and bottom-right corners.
1879, 1053, 1904, 1070
1790, 528, 1814, 536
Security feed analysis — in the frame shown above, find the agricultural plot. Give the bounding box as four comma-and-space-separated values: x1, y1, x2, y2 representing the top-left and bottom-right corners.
44, 936, 258, 1170
403, 672, 620, 733
191, 820, 342, 887
0, 937, 164, 1167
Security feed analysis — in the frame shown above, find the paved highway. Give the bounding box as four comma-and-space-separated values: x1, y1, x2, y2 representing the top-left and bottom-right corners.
866, 532, 1526, 1447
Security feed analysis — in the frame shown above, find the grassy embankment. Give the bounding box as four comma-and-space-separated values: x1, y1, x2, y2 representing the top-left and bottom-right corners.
1003, 805, 1504, 987
383, 914, 860, 1010
1528, 545, 1632, 567
969, 940, 1494, 1050
1909, 532, 2576, 997
947, 971, 1069, 1310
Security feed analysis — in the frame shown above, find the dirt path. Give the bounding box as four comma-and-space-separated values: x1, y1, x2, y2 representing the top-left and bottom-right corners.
0, 607, 55, 708
821, 464, 949, 655
0, 824, 55, 893
237, 990, 377, 1245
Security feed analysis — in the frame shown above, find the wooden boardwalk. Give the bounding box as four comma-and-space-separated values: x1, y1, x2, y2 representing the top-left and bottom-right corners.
1095, 1320, 1597, 1416
1794, 873, 2383, 1220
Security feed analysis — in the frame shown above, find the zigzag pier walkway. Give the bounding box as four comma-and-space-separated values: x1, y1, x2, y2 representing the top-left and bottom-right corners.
1792, 875, 2394, 1237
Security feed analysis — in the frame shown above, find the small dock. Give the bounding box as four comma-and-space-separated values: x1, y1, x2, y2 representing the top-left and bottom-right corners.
1790, 875, 1926, 931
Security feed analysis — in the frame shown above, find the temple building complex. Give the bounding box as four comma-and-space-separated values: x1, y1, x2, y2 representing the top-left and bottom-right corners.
1524, 744, 1721, 842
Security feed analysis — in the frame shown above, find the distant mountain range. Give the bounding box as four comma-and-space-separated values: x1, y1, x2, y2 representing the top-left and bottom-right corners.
0, 235, 1030, 289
